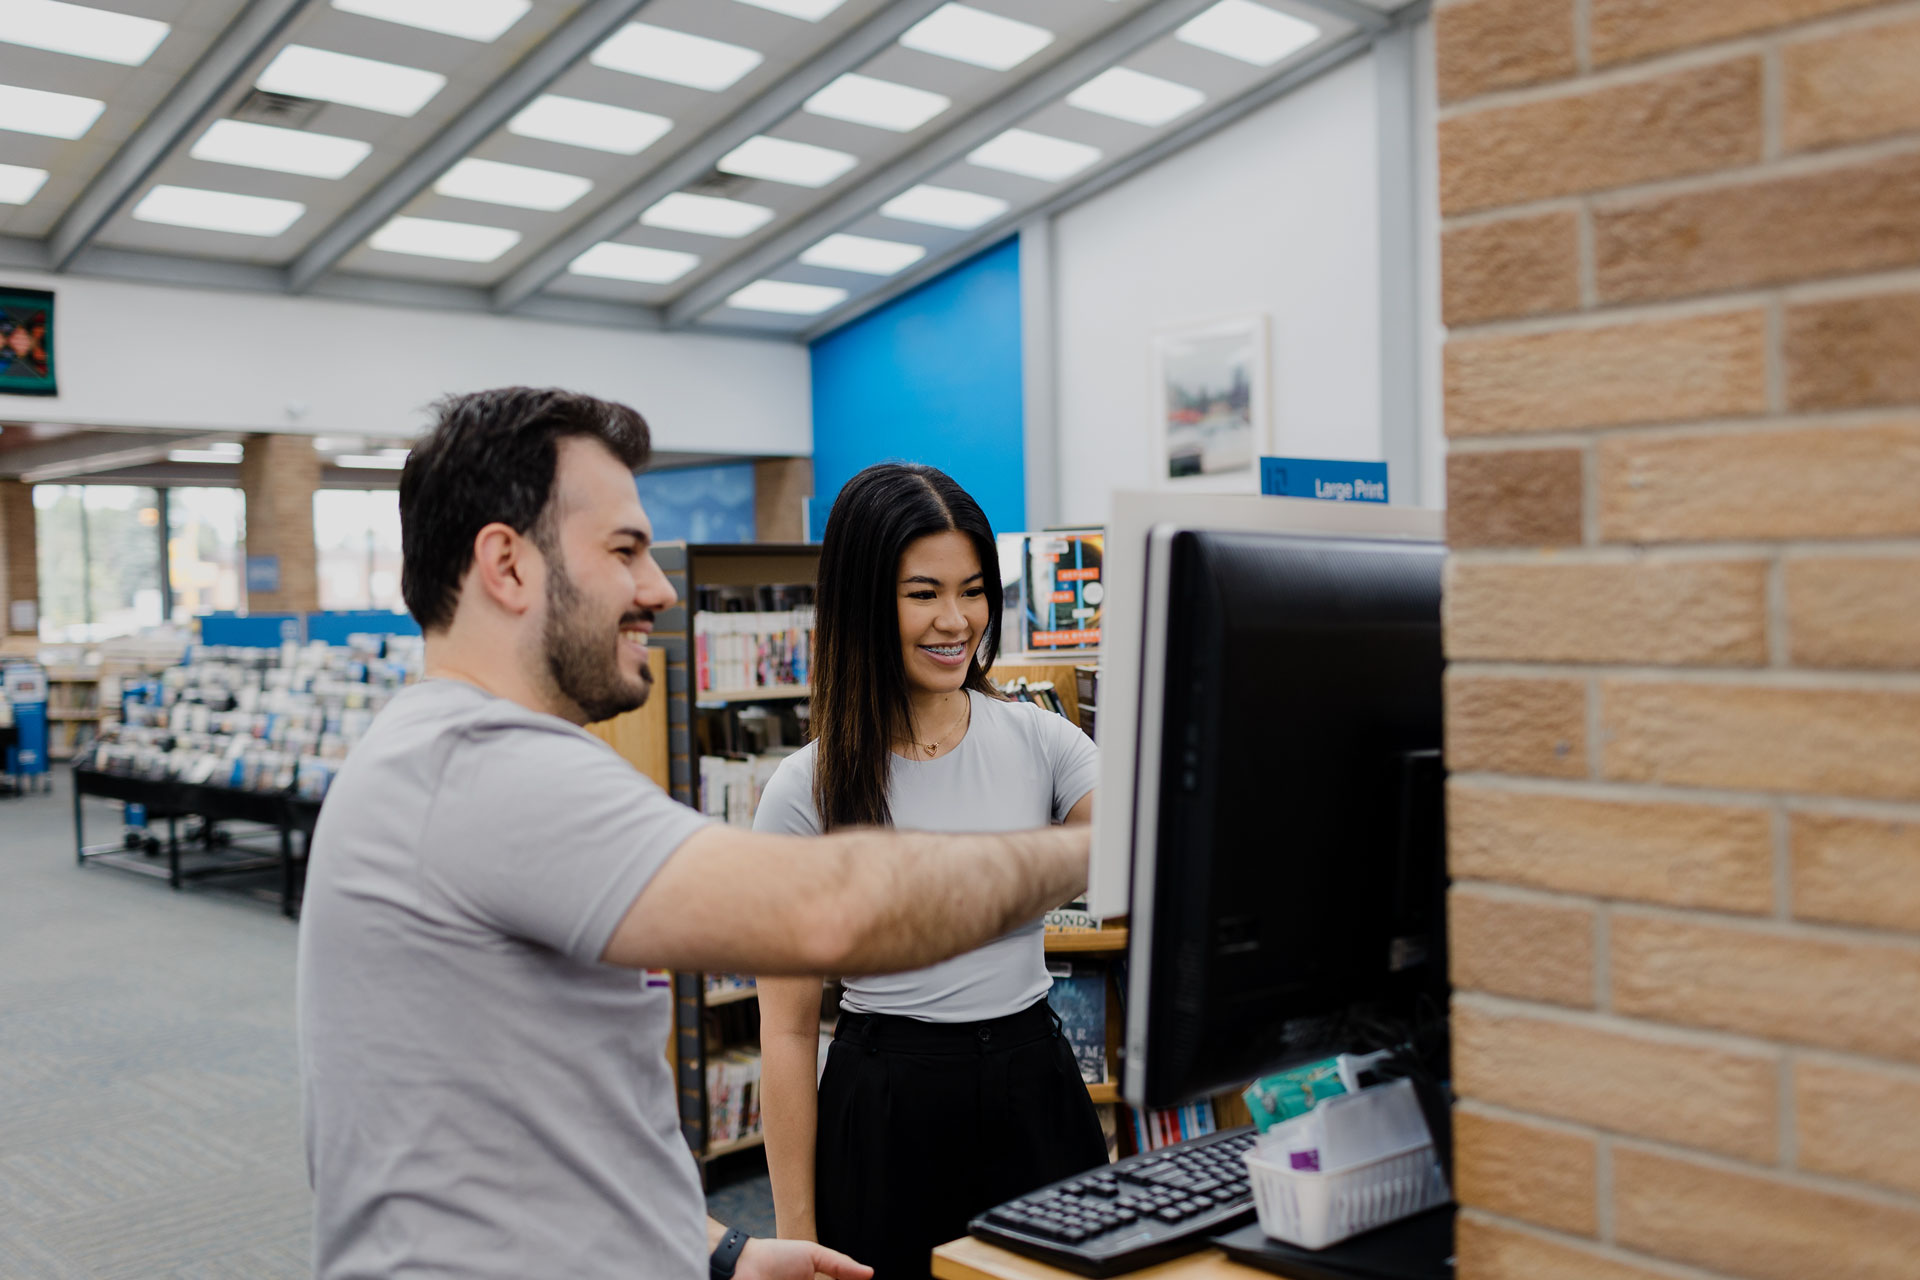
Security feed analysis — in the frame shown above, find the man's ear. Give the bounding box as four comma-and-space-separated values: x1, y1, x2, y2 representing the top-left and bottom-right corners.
469, 522, 541, 616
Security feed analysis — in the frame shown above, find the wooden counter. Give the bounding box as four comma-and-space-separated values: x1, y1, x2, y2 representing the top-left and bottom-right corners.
933, 1236, 1266, 1280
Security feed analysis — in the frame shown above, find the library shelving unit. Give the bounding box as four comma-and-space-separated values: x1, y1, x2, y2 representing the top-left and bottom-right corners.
43, 669, 104, 761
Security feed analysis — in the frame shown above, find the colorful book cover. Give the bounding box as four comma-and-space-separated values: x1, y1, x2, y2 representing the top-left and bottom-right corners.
1046, 963, 1108, 1085
1025, 531, 1104, 651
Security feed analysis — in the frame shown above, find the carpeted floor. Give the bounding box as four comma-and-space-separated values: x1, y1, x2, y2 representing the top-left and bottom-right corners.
0, 768, 773, 1279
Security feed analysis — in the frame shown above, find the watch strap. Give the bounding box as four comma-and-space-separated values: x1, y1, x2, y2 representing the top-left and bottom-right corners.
710, 1226, 750, 1280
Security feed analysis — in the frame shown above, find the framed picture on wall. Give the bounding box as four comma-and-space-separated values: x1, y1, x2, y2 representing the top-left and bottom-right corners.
0, 286, 55, 396
1149, 315, 1269, 483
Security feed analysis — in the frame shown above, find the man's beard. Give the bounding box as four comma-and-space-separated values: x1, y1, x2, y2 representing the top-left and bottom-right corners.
542, 554, 652, 724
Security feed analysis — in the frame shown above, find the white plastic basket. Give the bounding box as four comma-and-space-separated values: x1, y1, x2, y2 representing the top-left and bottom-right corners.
1243, 1139, 1451, 1250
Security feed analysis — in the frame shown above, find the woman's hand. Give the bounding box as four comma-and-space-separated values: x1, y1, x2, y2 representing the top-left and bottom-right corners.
735, 1236, 872, 1280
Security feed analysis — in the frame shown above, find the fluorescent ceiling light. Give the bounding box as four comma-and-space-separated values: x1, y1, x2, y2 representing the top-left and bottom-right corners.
727, 280, 848, 315
1177, 0, 1319, 67
967, 128, 1101, 182
0, 163, 49, 204
0, 83, 105, 139
732, 0, 847, 18
509, 95, 671, 155
591, 22, 763, 92
1068, 66, 1206, 127
369, 215, 522, 261
718, 135, 856, 188
435, 157, 593, 211
256, 45, 447, 117
640, 191, 774, 238
132, 185, 305, 236
805, 73, 948, 132
800, 233, 926, 276
191, 119, 372, 179
568, 242, 700, 284
0, 0, 169, 66
331, 0, 530, 42
899, 4, 1053, 71
334, 454, 408, 469
168, 450, 242, 465
878, 183, 1007, 229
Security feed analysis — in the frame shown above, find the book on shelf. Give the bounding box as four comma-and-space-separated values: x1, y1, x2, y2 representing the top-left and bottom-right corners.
1045, 961, 1108, 1086
1025, 530, 1104, 652
1128, 1099, 1217, 1152
698, 750, 797, 828
1043, 902, 1102, 933
706, 1048, 764, 1146
705, 974, 756, 999
692, 585, 814, 695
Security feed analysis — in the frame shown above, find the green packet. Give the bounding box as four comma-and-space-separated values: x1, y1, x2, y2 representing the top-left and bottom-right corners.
1243, 1058, 1348, 1133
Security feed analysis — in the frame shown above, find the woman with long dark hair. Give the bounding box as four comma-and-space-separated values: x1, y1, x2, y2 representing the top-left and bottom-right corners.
754, 463, 1106, 1280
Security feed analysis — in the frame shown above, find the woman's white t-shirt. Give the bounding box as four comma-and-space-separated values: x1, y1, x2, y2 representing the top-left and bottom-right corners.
752, 689, 1099, 1022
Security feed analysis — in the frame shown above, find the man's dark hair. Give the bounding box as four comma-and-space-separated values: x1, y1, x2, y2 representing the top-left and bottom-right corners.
399, 387, 651, 631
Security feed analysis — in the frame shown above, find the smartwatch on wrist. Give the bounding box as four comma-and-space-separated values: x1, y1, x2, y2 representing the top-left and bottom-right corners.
710, 1227, 750, 1280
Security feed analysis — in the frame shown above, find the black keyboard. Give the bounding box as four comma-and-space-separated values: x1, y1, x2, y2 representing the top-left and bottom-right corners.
968, 1126, 1259, 1276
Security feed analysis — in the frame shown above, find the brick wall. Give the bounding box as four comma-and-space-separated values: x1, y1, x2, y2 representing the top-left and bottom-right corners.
238, 433, 320, 614
0, 479, 37, 635
1436, 1, 1920, 1276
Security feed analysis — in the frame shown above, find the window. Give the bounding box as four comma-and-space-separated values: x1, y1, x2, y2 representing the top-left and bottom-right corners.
167, 487, 245, 621
33, 485, 166, 642
314, 489, 405, 611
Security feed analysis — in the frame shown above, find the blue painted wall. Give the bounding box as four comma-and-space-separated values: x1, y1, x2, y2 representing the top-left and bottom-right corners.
635, 461, 756, 544
809, 237, 1024, 539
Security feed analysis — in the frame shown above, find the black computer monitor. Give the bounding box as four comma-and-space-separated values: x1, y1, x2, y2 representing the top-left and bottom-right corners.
1122, 526, 1448, 1109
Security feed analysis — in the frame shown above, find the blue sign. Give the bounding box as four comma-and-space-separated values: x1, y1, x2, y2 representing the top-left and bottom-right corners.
1261, 457, 1389, 504
245, 555, 281, 594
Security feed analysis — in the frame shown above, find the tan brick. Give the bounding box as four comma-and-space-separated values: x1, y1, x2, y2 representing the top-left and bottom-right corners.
1445, 449, 1585, 549
0, 479, 37, 635
1613, 1146, 1920, 1280
1592, 0, 1884, 67
1446, 309, 1767, 437
1447, 559, 1769, 665
1454, 1106, 1598, 1234
1445, 672, 1589, 778
1437, 0, 1577, 104
1443, 211, 1583, 326
1450, 887, 1597, 1007
1453, 1002, 1779, 1160
1786, 556, 1920, 670
1451, 784, 1774, 912
1794, 1059, 1920, 1198
1785, 14, 1920, 154
1595, 152, 1920, 304
1792, 810, 1920, 932
1611, 913, 1920, 1062
1440, 57, 1762, 214
1600, 678, 1920, 801
1597, 420, 1920, 542
1786, 291, 1920, 411
239, 433, 320, 614
1457, 1214, 1677, 1280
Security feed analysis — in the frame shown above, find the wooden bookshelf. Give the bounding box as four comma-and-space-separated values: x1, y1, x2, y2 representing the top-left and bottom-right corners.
1045, 926, 1128, 955
584, 649, 669, 790
701, 1130, 766, 1162
1086, 1083, 1121, 1105
694, 684, 811, 706
702, 984, 759, 1008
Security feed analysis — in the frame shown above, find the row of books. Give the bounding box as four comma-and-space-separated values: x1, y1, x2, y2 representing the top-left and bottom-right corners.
706, 1048, 764, 1147
995, 676, 1071, 719
705, 974, 756, 999
692, 608, 814, 694
1128, 1099, 1219, 1152
698, 750, 796, 828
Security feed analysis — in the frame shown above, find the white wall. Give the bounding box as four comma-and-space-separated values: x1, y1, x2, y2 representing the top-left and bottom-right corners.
1051, 54, 1390, 525
7, 271, 811, 455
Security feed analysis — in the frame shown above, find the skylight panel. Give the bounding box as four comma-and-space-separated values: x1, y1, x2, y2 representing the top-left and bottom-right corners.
369, 215, 522, 262
256, 46, 447, 117
569, 242, 701, 284
191, 120, 372, 180
509, 95, 671, 155
0, 83, 105, 140
331, 0, 531, 42
805, 73, 949, 133
0, 163, 49, 205
640, 192, 774, 239
899, 4, 1053, 71
718, 136, 857, 189
435, 158, 593, 211
878, 184, 1007, 229
1176, 0, 1319, 67
733, 0, 848, 18
591, 22, 764, 92
727, 280, 848, 315
1067, 67, 1206, 127
967, 129, 1101, 182
132, 185, 305, 237
800, 233, 927, 276
0, 0, 169, 66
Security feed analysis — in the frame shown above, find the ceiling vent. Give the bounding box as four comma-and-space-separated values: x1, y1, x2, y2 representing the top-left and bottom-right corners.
231, 89, 325, 129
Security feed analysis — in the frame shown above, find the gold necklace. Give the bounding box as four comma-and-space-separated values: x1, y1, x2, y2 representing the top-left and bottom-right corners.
906, 694, 970, 758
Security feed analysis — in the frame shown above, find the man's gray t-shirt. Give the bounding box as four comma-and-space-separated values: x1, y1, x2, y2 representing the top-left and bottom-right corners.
752, 690, 1098, 1022
296, 679, 711, 1280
